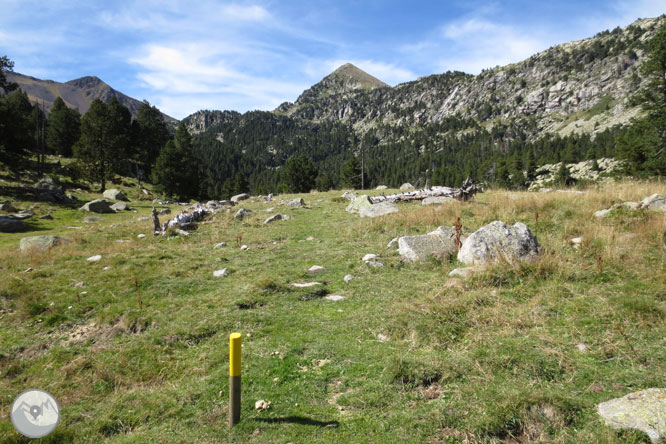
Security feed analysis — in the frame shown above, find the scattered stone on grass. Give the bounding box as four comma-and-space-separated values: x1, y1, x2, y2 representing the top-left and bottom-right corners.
287, 198, 305, 207
87, 255, 102, 262
400, 183, 415, 191
213, 242, 227, 249
291, 282, 322, 288
264, 214, 289, 224
307, 265, 325, 274
366, 261, 384, 268
376, 185, 388, 190
234, 208, 252, 220
231, 193, 250, 203
255, 400, 271, 411
457, 221, 539, 265
80, 199, 114, 214
594, 209, 612, 218
398, 226, 461, 262
103, 189, 129, 201
213, 268, 228, 278
137, 234, 146, 239
343, 274, 354, 283
240, 244, 249, 250
324, 295, 345, 301
345, 195, 373, 213
19, 235, 68, 253
598, 388, 666, 443
359, 201, 399, 218
362, 253, 379, 262
111, 201, 129, 211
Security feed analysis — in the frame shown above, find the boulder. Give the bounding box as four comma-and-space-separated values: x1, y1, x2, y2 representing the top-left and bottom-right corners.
264, 214, 289, 224
231, 193, 250, 203
341, 191, 357, 201
346, 195, 373, 213
110, 202, 129, 211
457, 221, 539, 265
0, 201, 17, 212
400, 183, 415, 191
35, 177, 68, 202
376, 185, 388, 190
287, 198, 305, 208
641, 194, 666, 213
234, 208, 252, 220
19, 235, 68, 253
422, 196, 455, 206
13, 210, 34, 219
103, 189, 129, 201
0, 215, 26, 232
80, 199, 115, 214
598, 388, 666, 443
399, 226, 461, 262
359, 201, 399, 218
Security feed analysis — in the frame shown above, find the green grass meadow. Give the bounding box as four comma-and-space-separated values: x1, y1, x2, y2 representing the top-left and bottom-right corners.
1, 179, 665, 443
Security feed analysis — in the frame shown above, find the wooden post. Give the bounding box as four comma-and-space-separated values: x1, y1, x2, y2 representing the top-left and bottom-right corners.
229, 332, 242, 427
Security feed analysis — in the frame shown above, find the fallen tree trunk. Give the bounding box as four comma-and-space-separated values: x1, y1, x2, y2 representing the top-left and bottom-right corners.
370, 178, 482, 204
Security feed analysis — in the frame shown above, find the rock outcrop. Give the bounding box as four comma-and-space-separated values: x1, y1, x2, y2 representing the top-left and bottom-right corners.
19, 235, 69, 253
458, 221, 539, 265
598, 388, 666, 443
359, 201, 399, 218
398, 226, 461, 262
80, 199, 115, 213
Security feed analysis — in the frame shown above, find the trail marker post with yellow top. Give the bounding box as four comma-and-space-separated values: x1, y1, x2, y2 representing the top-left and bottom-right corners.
229, 332, 242, 427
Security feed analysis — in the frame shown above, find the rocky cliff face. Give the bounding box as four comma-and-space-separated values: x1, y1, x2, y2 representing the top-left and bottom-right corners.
274, 17, 663, 141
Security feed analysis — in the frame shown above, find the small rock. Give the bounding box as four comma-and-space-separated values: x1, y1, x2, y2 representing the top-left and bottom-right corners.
576, 343, 589, 353
213, 268, 228, 278
287, 198, 305, 207
641, 194, 666, 212
594, 209, 612, 218
264, 214, 289, 224
341, 191, 357, 201
291, 282, 322, 288
305, 236, 315, 241
110, 201, 129, 211
240, 244, 249, 250
324, 295, 345, 301
621, 201, 641, 211
103, 189, 129, 201
137, 234, 146, 239
87, 255, 102, 262
366, 261, 384, 268
386, 237, 399, 249
213, 242, 227, 249
234, 208, 252, 220
343, 274, 354, 283
377, 333, 388, 342
142, 188, 150, 195
231, 193, 250, 203
400, 182, 415, 191
376, 185, 388, 190
255, 400, 271, 411
569, 237, 584, 248
80, 199, 115, 214
362, 253, 379, 262
399, 226, 460, 262
307, 265, 325, 274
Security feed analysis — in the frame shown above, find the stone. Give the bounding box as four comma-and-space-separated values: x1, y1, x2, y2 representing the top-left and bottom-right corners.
137, 234, 146, 239
0, 201, 17, 212
287, 198, 305, 207
20, 235, 68, 253
376, 185, 388, 190
387, 237, 399, 249
400, 183, 415, 191
173, 229, 190, 236
324, 295, 345, 301
598, 388, 666, 443
345, 195, 373, 213
35, 177, 68, 202
307, 265, 325, 274
103, 189, 129, 201
231, 193, 250, 203
457, 221, 539, 265
264, 214, 289, 224
14, 210, 34, 219
80, 199, 115, 214
362, 253, 379, 262
255, 400, 271, 411
110, 201, 129, 211
0, 215, 26, 232
142, 188, 150, 195
240, 244, 249, 250
234, 208, 252, 220
342, 191, 357, 201
87, 255, 102, 262
213, 242, 227, 249
422, 196, 455, 206
213, 268, 228, 278
366, 261, 384, 267
359, 201, 399, 218
621, 201, 641, 211
594, 209, 612, 218
641, 194, 666, 212
291, 282, 322, 288
83, 216, 101, 223
569, 237, 584, 249
448, 266, 486, 279
576, 343, 589, 352
343, 274, 354, 283
398, 226, 460, 262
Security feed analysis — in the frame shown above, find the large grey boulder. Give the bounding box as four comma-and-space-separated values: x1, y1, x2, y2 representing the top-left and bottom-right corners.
341, 191, 357, 201
35, 177, 68, 202
19, 235, 68, 253
0, 215, 26, 232
641, 194, 666, 213
422, 196, 455, 206
598, 388, 666, 443
346, 195, 373, 213
103, 189, 129, 201
287, 198, 305, 208
231, 193, 250, 203
0, 201, 17, 212
457, 221, 539, 265
399, 226, 461, 262
359, 201, 399, 218
80, 199, 115, 213
234, 208, 252, 220
400, 183, 415, 191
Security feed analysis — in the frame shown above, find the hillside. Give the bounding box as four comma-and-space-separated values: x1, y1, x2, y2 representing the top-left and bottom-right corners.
6, 72, 176, 122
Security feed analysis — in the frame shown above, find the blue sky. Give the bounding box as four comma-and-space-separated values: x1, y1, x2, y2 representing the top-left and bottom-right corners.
1, 0, 664, 119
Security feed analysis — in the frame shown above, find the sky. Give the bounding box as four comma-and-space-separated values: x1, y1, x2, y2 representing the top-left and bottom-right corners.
1, 0, 665, 119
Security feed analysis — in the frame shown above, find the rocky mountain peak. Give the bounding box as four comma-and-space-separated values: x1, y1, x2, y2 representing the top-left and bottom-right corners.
327, 63, 390, 90
65, 76, 107, 89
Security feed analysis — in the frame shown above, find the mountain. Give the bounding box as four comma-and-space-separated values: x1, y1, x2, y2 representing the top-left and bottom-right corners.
6, 72, 176, 122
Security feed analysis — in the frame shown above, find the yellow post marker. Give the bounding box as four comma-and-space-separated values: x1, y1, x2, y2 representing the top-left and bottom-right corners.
229, 332, 242, 427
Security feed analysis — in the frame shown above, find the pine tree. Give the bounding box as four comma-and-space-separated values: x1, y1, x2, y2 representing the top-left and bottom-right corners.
555, 162, 574, 186
639, 21, 666, 160
340, 156, 362, 189
74, 98, 131, 192
153, 123, 199, 200
46, 97, 80, 157
134, 101, 169, 170
0, 90, 35, 164
282, 154, 318, 193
